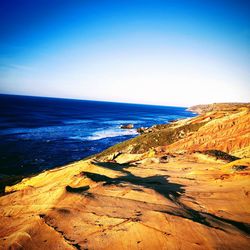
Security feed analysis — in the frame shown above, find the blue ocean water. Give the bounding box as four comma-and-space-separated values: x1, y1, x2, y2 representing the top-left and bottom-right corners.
0, 94, 196, 175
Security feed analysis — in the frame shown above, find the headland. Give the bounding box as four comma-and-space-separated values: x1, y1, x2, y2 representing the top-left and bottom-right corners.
0, 103, 249, 249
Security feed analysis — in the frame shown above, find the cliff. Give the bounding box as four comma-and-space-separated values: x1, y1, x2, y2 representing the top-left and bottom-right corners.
0, 103, 250, 249
188, 102, 250, 114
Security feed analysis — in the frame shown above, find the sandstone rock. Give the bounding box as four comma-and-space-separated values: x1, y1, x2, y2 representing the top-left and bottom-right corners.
1, 103, 250, 250
232, 165, 248, 171
137, 127, 148, 134
114, 153, 143, 164
159, 155, 170, 163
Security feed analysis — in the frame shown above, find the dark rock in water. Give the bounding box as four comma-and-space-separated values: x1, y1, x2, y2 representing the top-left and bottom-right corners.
137, 127, 148, 134
136, 126, 157, 134
232, 165, 248, 171
120, 124, 134, 129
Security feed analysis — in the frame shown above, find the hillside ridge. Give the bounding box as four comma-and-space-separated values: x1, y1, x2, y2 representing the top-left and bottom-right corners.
0, 103, 249, 249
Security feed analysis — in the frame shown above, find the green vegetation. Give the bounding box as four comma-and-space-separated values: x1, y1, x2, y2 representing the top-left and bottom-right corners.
97, 121, 206, 158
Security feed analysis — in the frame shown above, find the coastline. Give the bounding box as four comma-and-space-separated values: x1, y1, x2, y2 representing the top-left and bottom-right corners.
0, 103, 250, 249
0, 94, 195, 179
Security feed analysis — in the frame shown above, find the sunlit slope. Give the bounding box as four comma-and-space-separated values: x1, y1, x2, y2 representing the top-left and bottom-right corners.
0, 103, 249, 250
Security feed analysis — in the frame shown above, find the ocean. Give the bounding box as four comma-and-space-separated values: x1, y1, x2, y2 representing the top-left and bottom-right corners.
0, 94, 196, 176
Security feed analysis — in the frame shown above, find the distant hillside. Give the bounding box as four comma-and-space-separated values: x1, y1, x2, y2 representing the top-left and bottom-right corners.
96, 103, 250, 159
188, 103, 250, 114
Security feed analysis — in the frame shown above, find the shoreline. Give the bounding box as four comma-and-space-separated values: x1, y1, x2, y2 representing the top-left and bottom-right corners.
1, 103, 250, 249
0, 94, 195, 180
0, 109, 196, 194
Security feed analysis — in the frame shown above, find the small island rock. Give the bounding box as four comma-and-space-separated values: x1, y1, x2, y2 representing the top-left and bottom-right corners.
120, 123, 134, 129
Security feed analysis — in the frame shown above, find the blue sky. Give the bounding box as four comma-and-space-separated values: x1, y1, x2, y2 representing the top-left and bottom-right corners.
0, 0, 249, 106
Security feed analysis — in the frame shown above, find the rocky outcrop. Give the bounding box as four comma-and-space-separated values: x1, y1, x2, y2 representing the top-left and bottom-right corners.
164, 107, 250, 157
136, 127, 148, 134
120, 124, 134, 129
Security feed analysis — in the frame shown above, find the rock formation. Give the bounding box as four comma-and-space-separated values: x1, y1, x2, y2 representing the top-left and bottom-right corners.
120, 124, 134, 129
0, 103, 249, 249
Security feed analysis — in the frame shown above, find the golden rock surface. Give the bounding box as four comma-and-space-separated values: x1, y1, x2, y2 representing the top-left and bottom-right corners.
0, 104, 249, 249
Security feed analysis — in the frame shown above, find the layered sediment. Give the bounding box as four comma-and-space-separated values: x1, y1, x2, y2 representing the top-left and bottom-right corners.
0, 103, 250, 249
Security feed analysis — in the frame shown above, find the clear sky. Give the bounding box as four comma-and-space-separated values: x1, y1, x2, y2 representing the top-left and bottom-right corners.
0, 0, 249, 106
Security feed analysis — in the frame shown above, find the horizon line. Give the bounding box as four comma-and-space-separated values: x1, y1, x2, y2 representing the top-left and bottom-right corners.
0, 92, 191, 108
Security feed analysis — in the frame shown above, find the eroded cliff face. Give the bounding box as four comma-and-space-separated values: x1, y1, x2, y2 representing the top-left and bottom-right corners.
164, 107, 250, 157
0, 104, 249, 250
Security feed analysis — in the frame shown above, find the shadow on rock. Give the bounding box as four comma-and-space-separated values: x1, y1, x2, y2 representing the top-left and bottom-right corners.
82, 160, 250, 235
